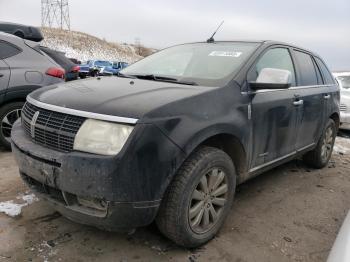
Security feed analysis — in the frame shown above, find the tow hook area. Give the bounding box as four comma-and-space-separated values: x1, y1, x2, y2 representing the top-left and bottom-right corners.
21, 173, 109, 218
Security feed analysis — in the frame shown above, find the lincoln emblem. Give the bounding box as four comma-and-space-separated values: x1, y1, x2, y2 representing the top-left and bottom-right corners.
30, 111, 40, 138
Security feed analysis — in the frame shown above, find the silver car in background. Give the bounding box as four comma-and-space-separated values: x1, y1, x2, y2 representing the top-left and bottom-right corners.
0, 32, 64, 149
334, 72, 350, 130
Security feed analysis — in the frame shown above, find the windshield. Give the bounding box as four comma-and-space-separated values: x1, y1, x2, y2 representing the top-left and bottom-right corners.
336, 75, 350, 90
121, 42, 260, 86
94, 60, 112, 67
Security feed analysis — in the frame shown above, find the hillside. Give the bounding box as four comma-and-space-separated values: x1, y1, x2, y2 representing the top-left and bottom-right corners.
40, 27, 146, 63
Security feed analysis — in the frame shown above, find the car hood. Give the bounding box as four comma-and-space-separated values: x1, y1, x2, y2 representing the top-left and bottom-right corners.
29, 77, 217, 121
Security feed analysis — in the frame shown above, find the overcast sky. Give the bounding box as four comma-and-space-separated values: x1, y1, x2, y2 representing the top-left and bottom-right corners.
0, 0, 349, 70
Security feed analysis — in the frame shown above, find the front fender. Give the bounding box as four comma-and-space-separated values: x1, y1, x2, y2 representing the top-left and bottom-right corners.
178, 123, 248, 156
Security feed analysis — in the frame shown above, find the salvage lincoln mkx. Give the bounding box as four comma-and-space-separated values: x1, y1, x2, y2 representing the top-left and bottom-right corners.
11, 40, 340, 247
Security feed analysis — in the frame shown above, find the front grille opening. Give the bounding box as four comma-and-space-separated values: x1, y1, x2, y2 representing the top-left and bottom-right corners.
21, 102, 85, 152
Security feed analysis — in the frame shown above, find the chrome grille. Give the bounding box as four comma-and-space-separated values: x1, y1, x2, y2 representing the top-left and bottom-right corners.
21, 102, 85, 152
340, 104, 347, 112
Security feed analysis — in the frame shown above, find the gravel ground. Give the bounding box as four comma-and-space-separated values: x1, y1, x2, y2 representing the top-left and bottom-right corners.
0, 132, 350, 262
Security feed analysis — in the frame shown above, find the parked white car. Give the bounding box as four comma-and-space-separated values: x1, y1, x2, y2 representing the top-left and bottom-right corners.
327, 211, 350, 262
334, 72, 350, 130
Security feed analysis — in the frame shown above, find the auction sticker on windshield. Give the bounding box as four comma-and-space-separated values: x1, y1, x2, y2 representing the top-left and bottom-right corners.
209, 51, 243, 57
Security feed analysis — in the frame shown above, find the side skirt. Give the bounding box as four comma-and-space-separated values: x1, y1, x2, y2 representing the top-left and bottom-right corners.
238, 143, 316, 184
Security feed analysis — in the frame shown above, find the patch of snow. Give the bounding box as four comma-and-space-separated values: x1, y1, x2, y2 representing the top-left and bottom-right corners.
0, 193, 38, 217
40, 27, 143, 63
19, 193, 38, 204
334, 137, 350, 154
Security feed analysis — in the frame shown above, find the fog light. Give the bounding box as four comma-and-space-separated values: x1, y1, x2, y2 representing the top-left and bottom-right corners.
77, 196, 107, 211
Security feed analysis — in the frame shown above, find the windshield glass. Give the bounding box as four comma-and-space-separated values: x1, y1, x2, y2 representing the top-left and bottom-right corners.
336, 75, 350, 90
94, 60, 112, 67
121, 42, 260, 86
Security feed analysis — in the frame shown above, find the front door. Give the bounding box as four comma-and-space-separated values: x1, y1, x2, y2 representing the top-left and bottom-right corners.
248, 47, 298, 169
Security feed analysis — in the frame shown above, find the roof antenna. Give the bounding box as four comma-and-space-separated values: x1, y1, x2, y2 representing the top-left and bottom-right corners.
207, 20, 224, 43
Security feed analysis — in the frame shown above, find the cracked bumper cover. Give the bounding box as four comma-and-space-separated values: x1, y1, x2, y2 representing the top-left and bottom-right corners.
11, 121, 185, 230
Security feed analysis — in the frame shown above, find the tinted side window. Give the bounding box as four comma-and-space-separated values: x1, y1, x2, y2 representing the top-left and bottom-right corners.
0, 41, 21, 59
251, 48, 296, 86
294, 51, 318, 86
315, 57, 335, 85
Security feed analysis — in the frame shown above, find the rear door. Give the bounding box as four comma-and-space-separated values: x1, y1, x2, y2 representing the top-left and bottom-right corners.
292, 50, 327, 150
0, 40, 17, 96
0, 59, 10, 95
248, 47, 298, 169
315, 57, 339, 124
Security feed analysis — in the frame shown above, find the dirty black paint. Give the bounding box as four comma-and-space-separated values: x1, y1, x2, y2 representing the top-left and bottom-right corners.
11, 41, 340, 230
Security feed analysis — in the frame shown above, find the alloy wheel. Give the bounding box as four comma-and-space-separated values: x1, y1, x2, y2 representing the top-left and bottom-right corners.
1, 109, 21, 143
188, 168, 228, 234
321, 126, 334, 162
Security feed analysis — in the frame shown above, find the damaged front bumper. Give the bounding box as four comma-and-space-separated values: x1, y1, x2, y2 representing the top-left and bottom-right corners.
11, 121, 184, 231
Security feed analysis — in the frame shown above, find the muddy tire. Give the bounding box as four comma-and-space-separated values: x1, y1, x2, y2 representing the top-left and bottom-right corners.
303, 119, 336, 169
156, 146, 236, 248
0, 102, 24, 150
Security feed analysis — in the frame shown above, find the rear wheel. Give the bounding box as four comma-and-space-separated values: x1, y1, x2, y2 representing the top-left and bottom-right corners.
303, 119, 336, 168
156, 146, 236, 248
0, 102, 24, 150
14, 31, 24, 39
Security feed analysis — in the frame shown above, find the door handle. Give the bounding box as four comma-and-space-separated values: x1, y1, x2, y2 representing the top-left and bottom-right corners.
0, 73, 4, 77
293, 100, 304, 106
324, 94, 331, 100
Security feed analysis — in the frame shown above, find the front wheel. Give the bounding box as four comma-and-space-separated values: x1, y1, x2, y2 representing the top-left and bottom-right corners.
0, 102, 24, 150
303, 119, 336, 168
156, 146, 236, 248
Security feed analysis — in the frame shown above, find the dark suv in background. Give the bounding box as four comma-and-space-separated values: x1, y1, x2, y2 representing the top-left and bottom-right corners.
0, 21, 44, 42
0, 32, 64, 149
39, 46, 80, 81
11, 40, 339, 247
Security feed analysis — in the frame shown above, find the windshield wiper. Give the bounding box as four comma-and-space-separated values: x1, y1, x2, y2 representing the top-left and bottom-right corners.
130, 74, 198, 86
116, 72, 137, 79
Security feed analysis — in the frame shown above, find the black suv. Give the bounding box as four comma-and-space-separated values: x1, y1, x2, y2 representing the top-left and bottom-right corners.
11, 41, 339, 248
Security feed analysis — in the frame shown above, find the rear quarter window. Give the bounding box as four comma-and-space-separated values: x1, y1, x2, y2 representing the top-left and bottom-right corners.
314, 57, 335, 85
0, 40, 21, 59
293, 50, 318, 86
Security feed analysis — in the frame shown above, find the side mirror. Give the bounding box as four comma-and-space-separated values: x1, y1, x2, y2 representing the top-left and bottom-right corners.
249, 68, 292, 90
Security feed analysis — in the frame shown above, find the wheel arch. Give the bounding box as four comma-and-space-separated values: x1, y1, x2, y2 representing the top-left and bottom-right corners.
171, 125, 249, 183
329, 112, 340, 131
13, 30, 25, 39
158, 126, 249, 202
0, 96, 26, 107
197, 133, 248, 178
0, 85, 42, 108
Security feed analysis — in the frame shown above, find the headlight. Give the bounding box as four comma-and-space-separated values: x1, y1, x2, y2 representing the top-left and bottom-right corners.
73, 119, 134, 156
